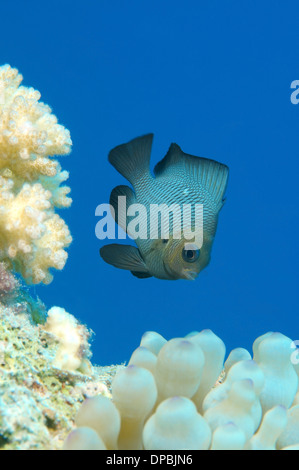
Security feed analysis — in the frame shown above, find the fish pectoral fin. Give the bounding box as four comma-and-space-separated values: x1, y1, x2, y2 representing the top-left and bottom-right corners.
108, 134, 153, 186
131, 270, 153, 279
110, 185, 136, 233
100, 244, 150, 274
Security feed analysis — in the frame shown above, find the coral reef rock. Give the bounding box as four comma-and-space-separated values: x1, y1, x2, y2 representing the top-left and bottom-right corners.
0, 298, 120, 450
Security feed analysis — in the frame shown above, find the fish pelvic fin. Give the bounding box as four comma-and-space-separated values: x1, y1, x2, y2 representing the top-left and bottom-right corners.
110, 185, 136, 233
154, 143, 229, 209
131, 270, 153, 279
100, 244, 151, 276
108, 134, 153, 186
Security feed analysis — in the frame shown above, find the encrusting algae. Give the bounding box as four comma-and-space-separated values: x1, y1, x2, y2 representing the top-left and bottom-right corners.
0, 64, 298, 450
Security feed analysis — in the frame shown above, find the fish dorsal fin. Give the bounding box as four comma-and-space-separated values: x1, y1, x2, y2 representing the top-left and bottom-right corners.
100, 244, 150, 275
154, 143, 183, 176
110, 185, 136, 234
108, 134, 154, 186
154, 143, 229, 208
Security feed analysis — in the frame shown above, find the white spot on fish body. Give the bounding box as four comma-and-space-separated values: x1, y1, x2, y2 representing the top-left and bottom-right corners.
183, 188, 190, 196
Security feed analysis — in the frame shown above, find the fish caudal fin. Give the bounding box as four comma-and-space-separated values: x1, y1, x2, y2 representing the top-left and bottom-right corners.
108, 134, 153, 186
154, 143, 229, 209
100, 244, 152, 278
110, 185, 136, 234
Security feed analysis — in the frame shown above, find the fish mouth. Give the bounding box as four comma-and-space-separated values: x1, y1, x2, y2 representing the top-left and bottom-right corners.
182, 270, 198, 281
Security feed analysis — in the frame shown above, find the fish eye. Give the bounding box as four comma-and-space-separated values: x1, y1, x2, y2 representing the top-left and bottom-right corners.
182, 248, 200, 263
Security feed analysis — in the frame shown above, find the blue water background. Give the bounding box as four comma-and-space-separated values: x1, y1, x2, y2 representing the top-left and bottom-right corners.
1, 0, 298, 365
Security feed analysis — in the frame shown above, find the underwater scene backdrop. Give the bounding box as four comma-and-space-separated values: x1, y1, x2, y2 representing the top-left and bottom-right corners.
0, 0, 298, 370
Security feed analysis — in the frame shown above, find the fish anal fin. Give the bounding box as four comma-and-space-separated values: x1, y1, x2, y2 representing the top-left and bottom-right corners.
108, 134, 154, 186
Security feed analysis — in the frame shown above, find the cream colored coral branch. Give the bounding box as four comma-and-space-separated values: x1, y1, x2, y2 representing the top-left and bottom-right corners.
0, 64, 72, 284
